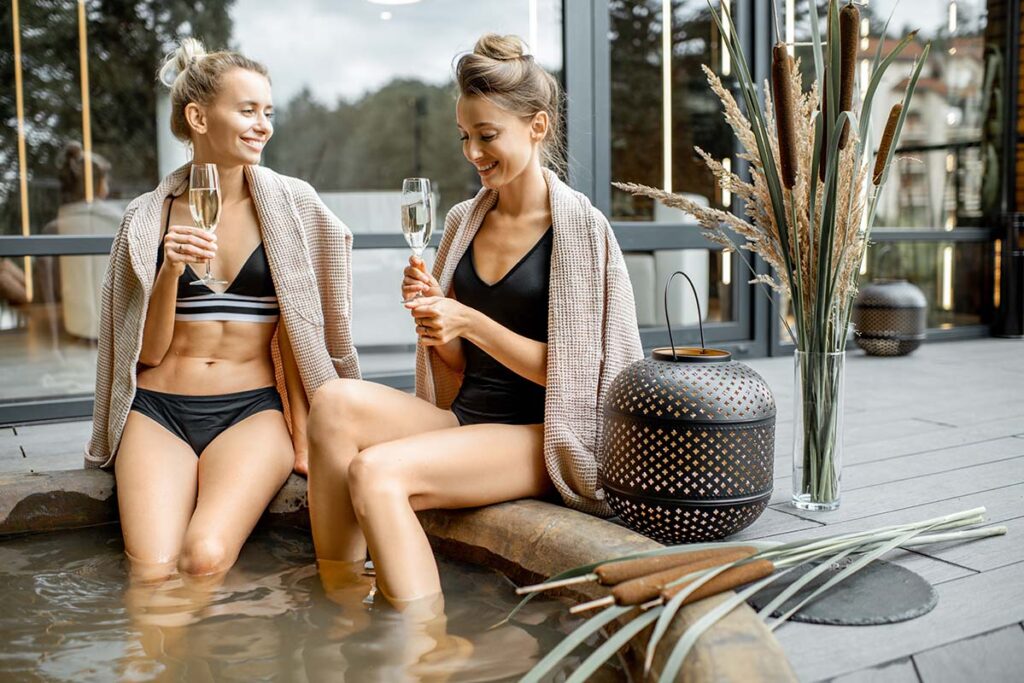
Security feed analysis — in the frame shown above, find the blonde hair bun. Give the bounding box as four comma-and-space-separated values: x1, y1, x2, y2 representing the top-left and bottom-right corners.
473, 33, 528, 61
157, 37, 207, 88
155, 39, 268, 142
456, 33, 564, 175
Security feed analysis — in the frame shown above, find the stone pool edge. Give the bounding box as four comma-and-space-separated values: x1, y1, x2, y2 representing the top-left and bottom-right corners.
0, 470, 796, 682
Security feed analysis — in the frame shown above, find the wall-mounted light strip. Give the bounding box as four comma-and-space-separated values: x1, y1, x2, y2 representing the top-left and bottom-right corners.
722, 250, 732, 285
528, 0, 538, 56
941, 245, 953, 311
785, 0, 795, 56
721, 0, 731, 76
860, 17, 869, 51
860, 247, 868, 275
11, 0, 32, 302
663, 0, 672, 192
78, 0, 94, 203
993, 239, 1001, 309
948, 1, 957, 33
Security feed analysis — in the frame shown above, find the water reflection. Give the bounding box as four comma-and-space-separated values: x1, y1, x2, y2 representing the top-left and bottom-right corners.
0, 526, 613, 682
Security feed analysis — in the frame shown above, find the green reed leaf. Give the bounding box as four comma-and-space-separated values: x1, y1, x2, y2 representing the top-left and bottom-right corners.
519, 604, 632, 683
567, 607, 663, 683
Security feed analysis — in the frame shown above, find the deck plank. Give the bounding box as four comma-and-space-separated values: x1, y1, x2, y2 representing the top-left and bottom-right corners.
773, 562, 1024, 681
830, 658, 920, 683
772, 456, 1024, 524
913, 625, 1024, 683
771, 415, 1024, 480
730, 507, 822, 539
770, 437, 1024, 505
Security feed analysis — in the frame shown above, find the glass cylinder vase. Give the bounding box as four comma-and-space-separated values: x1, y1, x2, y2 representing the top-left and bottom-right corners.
792, 350, 845, 511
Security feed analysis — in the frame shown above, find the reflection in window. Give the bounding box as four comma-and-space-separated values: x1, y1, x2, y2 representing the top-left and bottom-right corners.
862, 241, 989, 328
0, 255, 102, 402
786, 0, 1004, 229
609, 0, 736, 221
778, 239, 990, 345
624, 249, 733, 327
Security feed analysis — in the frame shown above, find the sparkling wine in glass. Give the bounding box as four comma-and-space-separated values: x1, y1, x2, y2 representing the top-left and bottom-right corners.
401, 177, 433, 301
189, 163, 226, 286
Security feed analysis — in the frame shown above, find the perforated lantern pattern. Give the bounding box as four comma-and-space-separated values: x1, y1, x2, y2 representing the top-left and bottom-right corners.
600, 352, 776, 544
853, 280, 927, 357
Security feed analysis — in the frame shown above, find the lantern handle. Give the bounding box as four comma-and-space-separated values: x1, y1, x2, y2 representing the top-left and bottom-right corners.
664, 271, 706, 362
875, 244, 906, 281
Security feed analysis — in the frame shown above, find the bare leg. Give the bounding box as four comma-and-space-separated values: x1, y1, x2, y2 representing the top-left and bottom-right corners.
348, 423, 549, 603
306, 379, 458, 563
178, 409, 294, 578
115, 411, 199, 578
115, 412, 200, 661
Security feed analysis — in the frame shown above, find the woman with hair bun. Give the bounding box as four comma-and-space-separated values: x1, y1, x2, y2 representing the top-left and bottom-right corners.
88, 37, 359, 580
307, 34, 642, 608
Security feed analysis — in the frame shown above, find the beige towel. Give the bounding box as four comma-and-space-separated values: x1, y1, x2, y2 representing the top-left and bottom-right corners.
86, 163, 360, 468
416, 169, 643, 516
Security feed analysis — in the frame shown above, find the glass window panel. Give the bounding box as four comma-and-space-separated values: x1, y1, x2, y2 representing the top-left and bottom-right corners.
787, 0, 1005, 229
1, 1, 564, 388
776, 240, 990, 345
0, 255, 101, 402
862, 241, 989, 328
624, 249, 733, 327
609, 0, 736, 221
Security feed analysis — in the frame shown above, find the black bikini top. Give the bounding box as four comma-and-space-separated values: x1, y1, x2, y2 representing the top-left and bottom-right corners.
155, 197, 280, 324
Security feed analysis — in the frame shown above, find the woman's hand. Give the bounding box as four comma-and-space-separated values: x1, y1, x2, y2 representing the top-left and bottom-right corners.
162, 225, 217, 276
405, 296, 474, 346
401, 256, 443, 301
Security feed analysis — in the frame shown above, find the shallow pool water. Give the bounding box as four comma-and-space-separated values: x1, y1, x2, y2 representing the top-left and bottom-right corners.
0, 526, 618, 682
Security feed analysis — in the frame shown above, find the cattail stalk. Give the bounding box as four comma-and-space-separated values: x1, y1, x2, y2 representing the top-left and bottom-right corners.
568, 547, 756, 613
660, 559, 776, 605
837, 1, 860, 148
772, 43, 798, 189
609, 548, 755, 605
873, 102, 903, 184
515, 546, 756, 594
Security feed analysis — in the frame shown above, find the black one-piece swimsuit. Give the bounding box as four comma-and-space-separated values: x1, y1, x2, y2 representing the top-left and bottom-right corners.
129, 197, 284, 456
449, 227, 553, 426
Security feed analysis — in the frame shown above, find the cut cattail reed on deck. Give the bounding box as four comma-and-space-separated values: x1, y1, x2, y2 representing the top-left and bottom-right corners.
514, 507, 1006, 683
515, 546, 756, 595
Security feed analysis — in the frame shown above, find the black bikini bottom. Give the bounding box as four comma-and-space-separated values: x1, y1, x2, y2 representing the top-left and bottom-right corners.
130, 386, 283, 456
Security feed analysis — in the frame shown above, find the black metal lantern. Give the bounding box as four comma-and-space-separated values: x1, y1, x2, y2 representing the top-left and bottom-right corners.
852, 280, 927, 356
600, 272, 776, 544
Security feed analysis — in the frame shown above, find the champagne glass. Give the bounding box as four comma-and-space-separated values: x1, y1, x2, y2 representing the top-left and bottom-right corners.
401, 177, 433, 301
189, 163, 226, 286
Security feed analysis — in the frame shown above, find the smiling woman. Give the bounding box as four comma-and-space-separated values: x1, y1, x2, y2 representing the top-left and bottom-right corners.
86, 38, 361, 615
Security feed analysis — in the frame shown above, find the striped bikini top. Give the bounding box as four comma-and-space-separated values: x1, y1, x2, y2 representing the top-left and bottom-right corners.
156, 197, 280, 324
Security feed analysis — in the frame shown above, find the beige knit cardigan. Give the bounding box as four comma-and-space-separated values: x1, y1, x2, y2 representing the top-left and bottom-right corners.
415, 169, 643, 516
85, 163, 360, 469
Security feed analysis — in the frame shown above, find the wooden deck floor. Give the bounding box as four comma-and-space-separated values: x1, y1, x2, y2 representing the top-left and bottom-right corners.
732, 338, 1024, 682
2, 338, 1022, 681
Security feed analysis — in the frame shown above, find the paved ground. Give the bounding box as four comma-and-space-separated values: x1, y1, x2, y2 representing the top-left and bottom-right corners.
3, 337, 1022, 682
